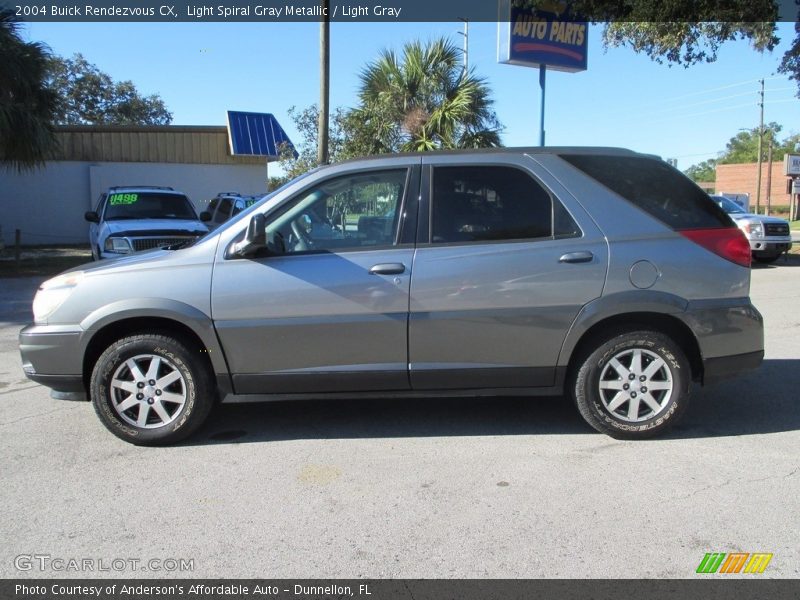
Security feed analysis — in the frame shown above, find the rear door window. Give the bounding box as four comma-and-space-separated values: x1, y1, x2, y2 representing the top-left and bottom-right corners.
430, 165, 578, 244
560, 154, 732, 229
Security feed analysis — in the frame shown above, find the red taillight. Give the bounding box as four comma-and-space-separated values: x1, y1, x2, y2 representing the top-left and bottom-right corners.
678, 227, 751, 268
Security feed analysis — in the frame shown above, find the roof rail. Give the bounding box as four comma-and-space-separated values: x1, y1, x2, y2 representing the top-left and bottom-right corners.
215, 191, 241, 196
109, 185, 175, 191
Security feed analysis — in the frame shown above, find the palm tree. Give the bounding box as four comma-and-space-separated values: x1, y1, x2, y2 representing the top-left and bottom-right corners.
351, 38, 502, 154
0, 10, 58, 171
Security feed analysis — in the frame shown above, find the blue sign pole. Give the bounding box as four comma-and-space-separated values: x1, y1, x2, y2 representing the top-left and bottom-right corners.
497, 0, 588, 146
539, 65, 546, 147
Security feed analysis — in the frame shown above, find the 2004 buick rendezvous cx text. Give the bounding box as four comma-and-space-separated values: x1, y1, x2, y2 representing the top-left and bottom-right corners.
19, 148, 764, 445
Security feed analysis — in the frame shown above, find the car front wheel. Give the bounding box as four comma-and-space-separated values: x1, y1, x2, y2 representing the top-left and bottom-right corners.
571, 330, 690, 439
90, 334, 214, 445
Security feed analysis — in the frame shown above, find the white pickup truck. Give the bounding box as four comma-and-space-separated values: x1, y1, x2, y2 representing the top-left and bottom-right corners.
712, 195, 793, 263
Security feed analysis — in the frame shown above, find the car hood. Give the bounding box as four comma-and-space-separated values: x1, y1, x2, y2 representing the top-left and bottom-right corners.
729, 213, 789, 225
103, 219, 208, 236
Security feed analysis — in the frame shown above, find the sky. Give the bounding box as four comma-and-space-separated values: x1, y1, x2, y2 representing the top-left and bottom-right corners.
21, 20, 800, 171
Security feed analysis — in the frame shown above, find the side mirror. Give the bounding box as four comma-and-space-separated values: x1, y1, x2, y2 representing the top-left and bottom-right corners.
199, 211, 212, 222
230, 213, 266, 257
84, 211, 100, 223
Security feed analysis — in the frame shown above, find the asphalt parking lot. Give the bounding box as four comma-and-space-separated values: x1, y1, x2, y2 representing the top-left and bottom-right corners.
1, 259, 798, 579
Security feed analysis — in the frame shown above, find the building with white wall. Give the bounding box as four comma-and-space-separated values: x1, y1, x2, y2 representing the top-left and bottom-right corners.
0, 125, 269, 246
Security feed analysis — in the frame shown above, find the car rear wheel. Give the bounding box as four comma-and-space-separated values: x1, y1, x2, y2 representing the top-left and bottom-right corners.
571, 330, 690, 439
90, 334, 214, 445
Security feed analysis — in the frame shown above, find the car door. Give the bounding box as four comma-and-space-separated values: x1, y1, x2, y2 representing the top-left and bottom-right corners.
408, 153, 608, 390
212, 163, 420, 394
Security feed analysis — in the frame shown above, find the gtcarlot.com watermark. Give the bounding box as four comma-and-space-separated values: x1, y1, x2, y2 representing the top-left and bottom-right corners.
14, 554, 194, 573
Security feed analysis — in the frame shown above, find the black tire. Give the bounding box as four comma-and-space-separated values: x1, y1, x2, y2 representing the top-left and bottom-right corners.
753, 254, 781, 264
571, 330, 690, 439
90, 334, 215, 445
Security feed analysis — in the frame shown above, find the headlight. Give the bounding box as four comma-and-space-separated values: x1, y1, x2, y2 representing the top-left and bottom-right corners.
742, 222, 764, 238
104, 237, 133, 254
32, 271, 84, 323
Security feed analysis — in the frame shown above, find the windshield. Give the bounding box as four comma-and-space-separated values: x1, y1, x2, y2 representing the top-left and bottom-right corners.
104, 192, 198, 220
712, 195, 746, 214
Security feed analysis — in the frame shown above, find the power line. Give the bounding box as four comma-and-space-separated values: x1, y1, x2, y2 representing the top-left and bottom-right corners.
673, 151, 722, 158
653, 90, 758, 114
674, 88, 795, 111
648, 102, 756, 124
631, 87, 795, 120
652, 75, 784, 106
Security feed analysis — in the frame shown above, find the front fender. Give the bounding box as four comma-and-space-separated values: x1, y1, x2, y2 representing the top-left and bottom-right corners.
79, 298, 230, 377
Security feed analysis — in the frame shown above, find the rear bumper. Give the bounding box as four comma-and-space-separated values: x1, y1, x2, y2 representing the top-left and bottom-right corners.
703, 350, 764, 385
680, 299, 764, 384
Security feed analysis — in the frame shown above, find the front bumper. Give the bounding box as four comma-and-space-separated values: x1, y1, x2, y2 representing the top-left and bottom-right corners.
748, 237, 792, 256
19, 324, 85, 394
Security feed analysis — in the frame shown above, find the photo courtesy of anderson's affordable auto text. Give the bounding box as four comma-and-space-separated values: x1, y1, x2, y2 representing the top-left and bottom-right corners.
2, 0, 800, 598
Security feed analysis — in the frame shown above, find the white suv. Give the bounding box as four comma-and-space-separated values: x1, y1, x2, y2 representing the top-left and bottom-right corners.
85, 186, 209, 260
712, 195, 793, 264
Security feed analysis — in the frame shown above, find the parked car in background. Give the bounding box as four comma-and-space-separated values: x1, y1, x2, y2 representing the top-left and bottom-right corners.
200, 192, 262, 230
23, 148, 763, 445
711, 195, 793, 263
85, 186, 209, 260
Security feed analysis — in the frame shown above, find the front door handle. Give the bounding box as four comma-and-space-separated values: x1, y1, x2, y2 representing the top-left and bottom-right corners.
369, 263, 406, 275
559, 251, 594, 264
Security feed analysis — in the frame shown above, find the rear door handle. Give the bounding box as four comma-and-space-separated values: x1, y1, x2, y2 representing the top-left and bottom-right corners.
369, 263, 406, 275
559, 251, 594, 264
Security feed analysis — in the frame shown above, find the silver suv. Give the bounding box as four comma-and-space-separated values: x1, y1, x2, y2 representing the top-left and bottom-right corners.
711, 195, 792, 263
20, 148, 764, 445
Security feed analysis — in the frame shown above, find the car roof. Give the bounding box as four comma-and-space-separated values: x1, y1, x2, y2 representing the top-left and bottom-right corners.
334, 146, 650, 167
106, 186, 187, 195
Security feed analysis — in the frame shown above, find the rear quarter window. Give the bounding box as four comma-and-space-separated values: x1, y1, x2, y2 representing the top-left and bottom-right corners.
560, 155, 732, 230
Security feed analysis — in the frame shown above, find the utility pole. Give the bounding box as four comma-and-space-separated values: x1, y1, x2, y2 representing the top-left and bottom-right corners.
766, 139, 773, 215
317, 0, 330, 166
755, 78, 765, 214
539, 65, 546, 146
457, 18, 469, 70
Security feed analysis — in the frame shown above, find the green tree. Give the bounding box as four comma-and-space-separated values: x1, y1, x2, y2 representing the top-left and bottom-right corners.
352, 38, 502, 153
718, 123, 800, 164
684, 159, 717, 182
46, 53, 172, 125
0, 10, 58, 171
277, 104, 355, 183
684, 124, 800, 180
519, 1, 800, 97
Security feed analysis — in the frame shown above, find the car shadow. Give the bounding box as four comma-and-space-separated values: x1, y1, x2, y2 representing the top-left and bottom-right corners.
751, 253, 800, 268
187, 358, 800, 445
0, 277, 42, 326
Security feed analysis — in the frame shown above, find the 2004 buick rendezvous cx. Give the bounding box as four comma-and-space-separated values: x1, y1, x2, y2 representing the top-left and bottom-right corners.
19, 148, 764, 445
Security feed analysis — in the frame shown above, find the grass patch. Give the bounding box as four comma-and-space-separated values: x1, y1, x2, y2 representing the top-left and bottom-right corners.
790, 220, 800, 231
0, 255, 92, 278
0, 245, 92, 278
